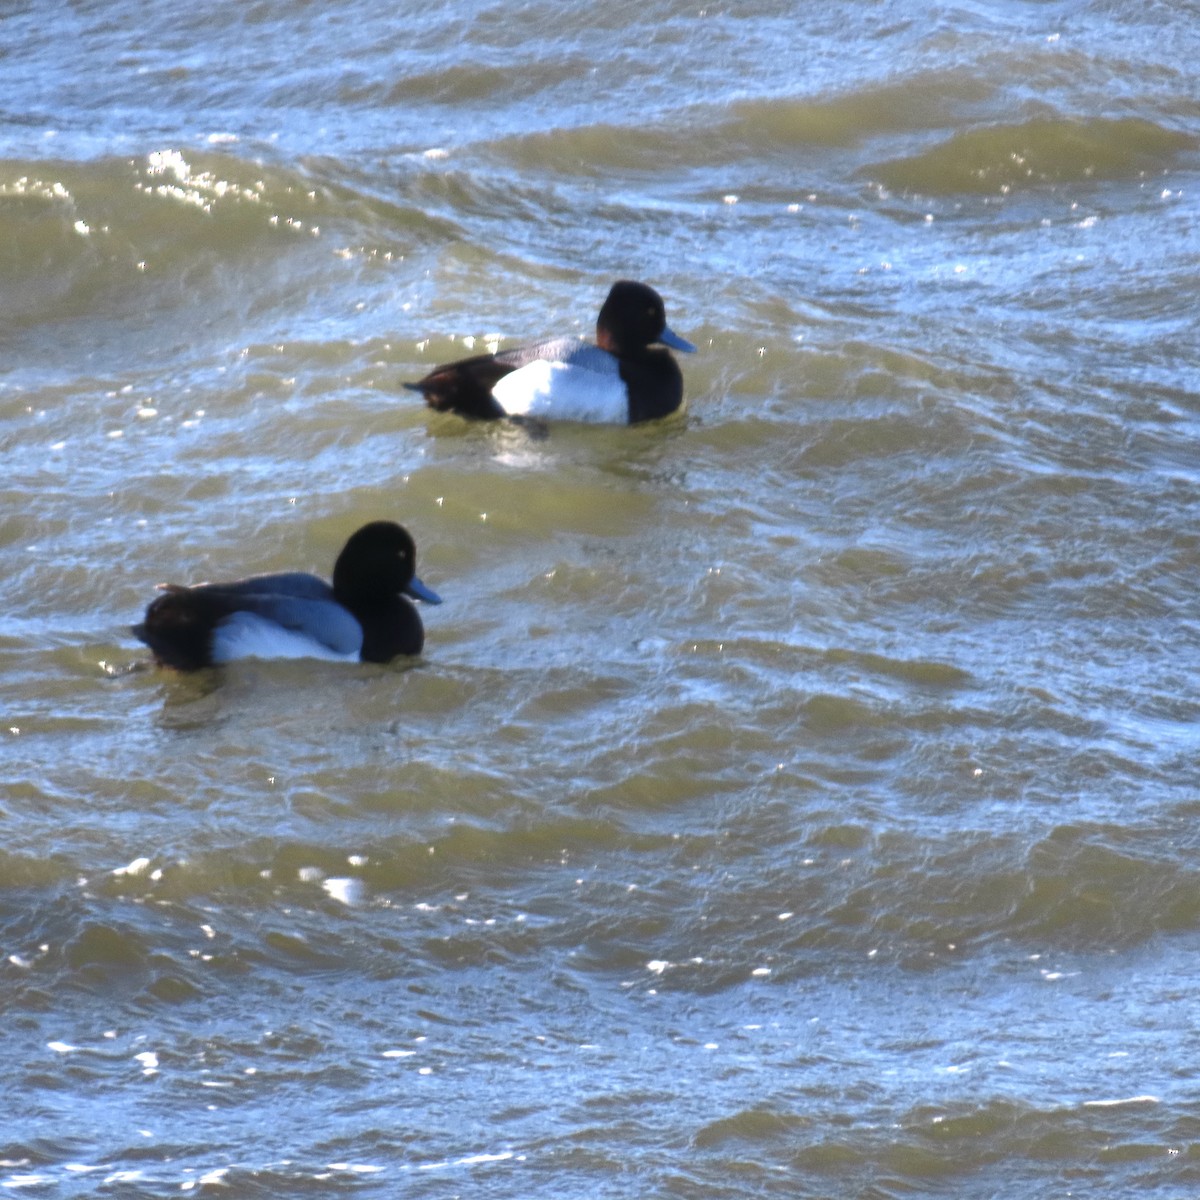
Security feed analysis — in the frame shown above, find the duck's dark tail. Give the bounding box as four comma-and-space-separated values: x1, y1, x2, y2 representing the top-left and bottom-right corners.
403, 368, 508, 420
133, 586, 223, 671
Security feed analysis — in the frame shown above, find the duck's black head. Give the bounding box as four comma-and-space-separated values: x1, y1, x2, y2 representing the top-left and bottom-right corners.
332, 521, 441, 609
596, 280, 695, 358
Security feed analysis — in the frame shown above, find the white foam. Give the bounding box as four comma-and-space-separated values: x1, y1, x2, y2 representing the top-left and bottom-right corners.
322, 877, 364, 906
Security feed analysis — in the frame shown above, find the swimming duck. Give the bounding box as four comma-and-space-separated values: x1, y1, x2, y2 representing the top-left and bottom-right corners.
133, 520, 442, 669
405, 280, 695, 424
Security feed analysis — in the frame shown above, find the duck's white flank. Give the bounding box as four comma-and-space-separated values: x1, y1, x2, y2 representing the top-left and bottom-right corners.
491, 360, 628, 423
211, 612, 361, 664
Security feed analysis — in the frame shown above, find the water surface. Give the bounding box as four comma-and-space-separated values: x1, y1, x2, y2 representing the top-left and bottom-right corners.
3, 0, 1200, 1195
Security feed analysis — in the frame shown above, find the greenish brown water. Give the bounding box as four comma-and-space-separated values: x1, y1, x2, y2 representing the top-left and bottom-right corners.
3, 0, 1200, 1195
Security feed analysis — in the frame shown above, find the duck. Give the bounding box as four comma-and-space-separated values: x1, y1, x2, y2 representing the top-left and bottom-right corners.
405, 280, 695, 424
132, 520, 442, 670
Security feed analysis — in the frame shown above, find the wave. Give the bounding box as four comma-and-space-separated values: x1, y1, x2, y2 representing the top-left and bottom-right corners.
866, 116, 1196, 195
0, 148, 454, 330
693, 1093, 1183, 1188
479, 68, 993, 175
3, 810, 1196, 1004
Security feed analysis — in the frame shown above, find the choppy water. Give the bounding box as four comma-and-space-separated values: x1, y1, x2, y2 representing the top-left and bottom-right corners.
3, 0, 1200, 1195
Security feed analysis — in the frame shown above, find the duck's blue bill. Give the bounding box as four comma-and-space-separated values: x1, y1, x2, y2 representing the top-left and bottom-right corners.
406, 576, 443, 605
659, 325, 697, 353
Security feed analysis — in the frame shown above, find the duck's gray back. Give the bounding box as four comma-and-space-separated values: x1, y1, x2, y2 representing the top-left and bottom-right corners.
498, 337, 619, 376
